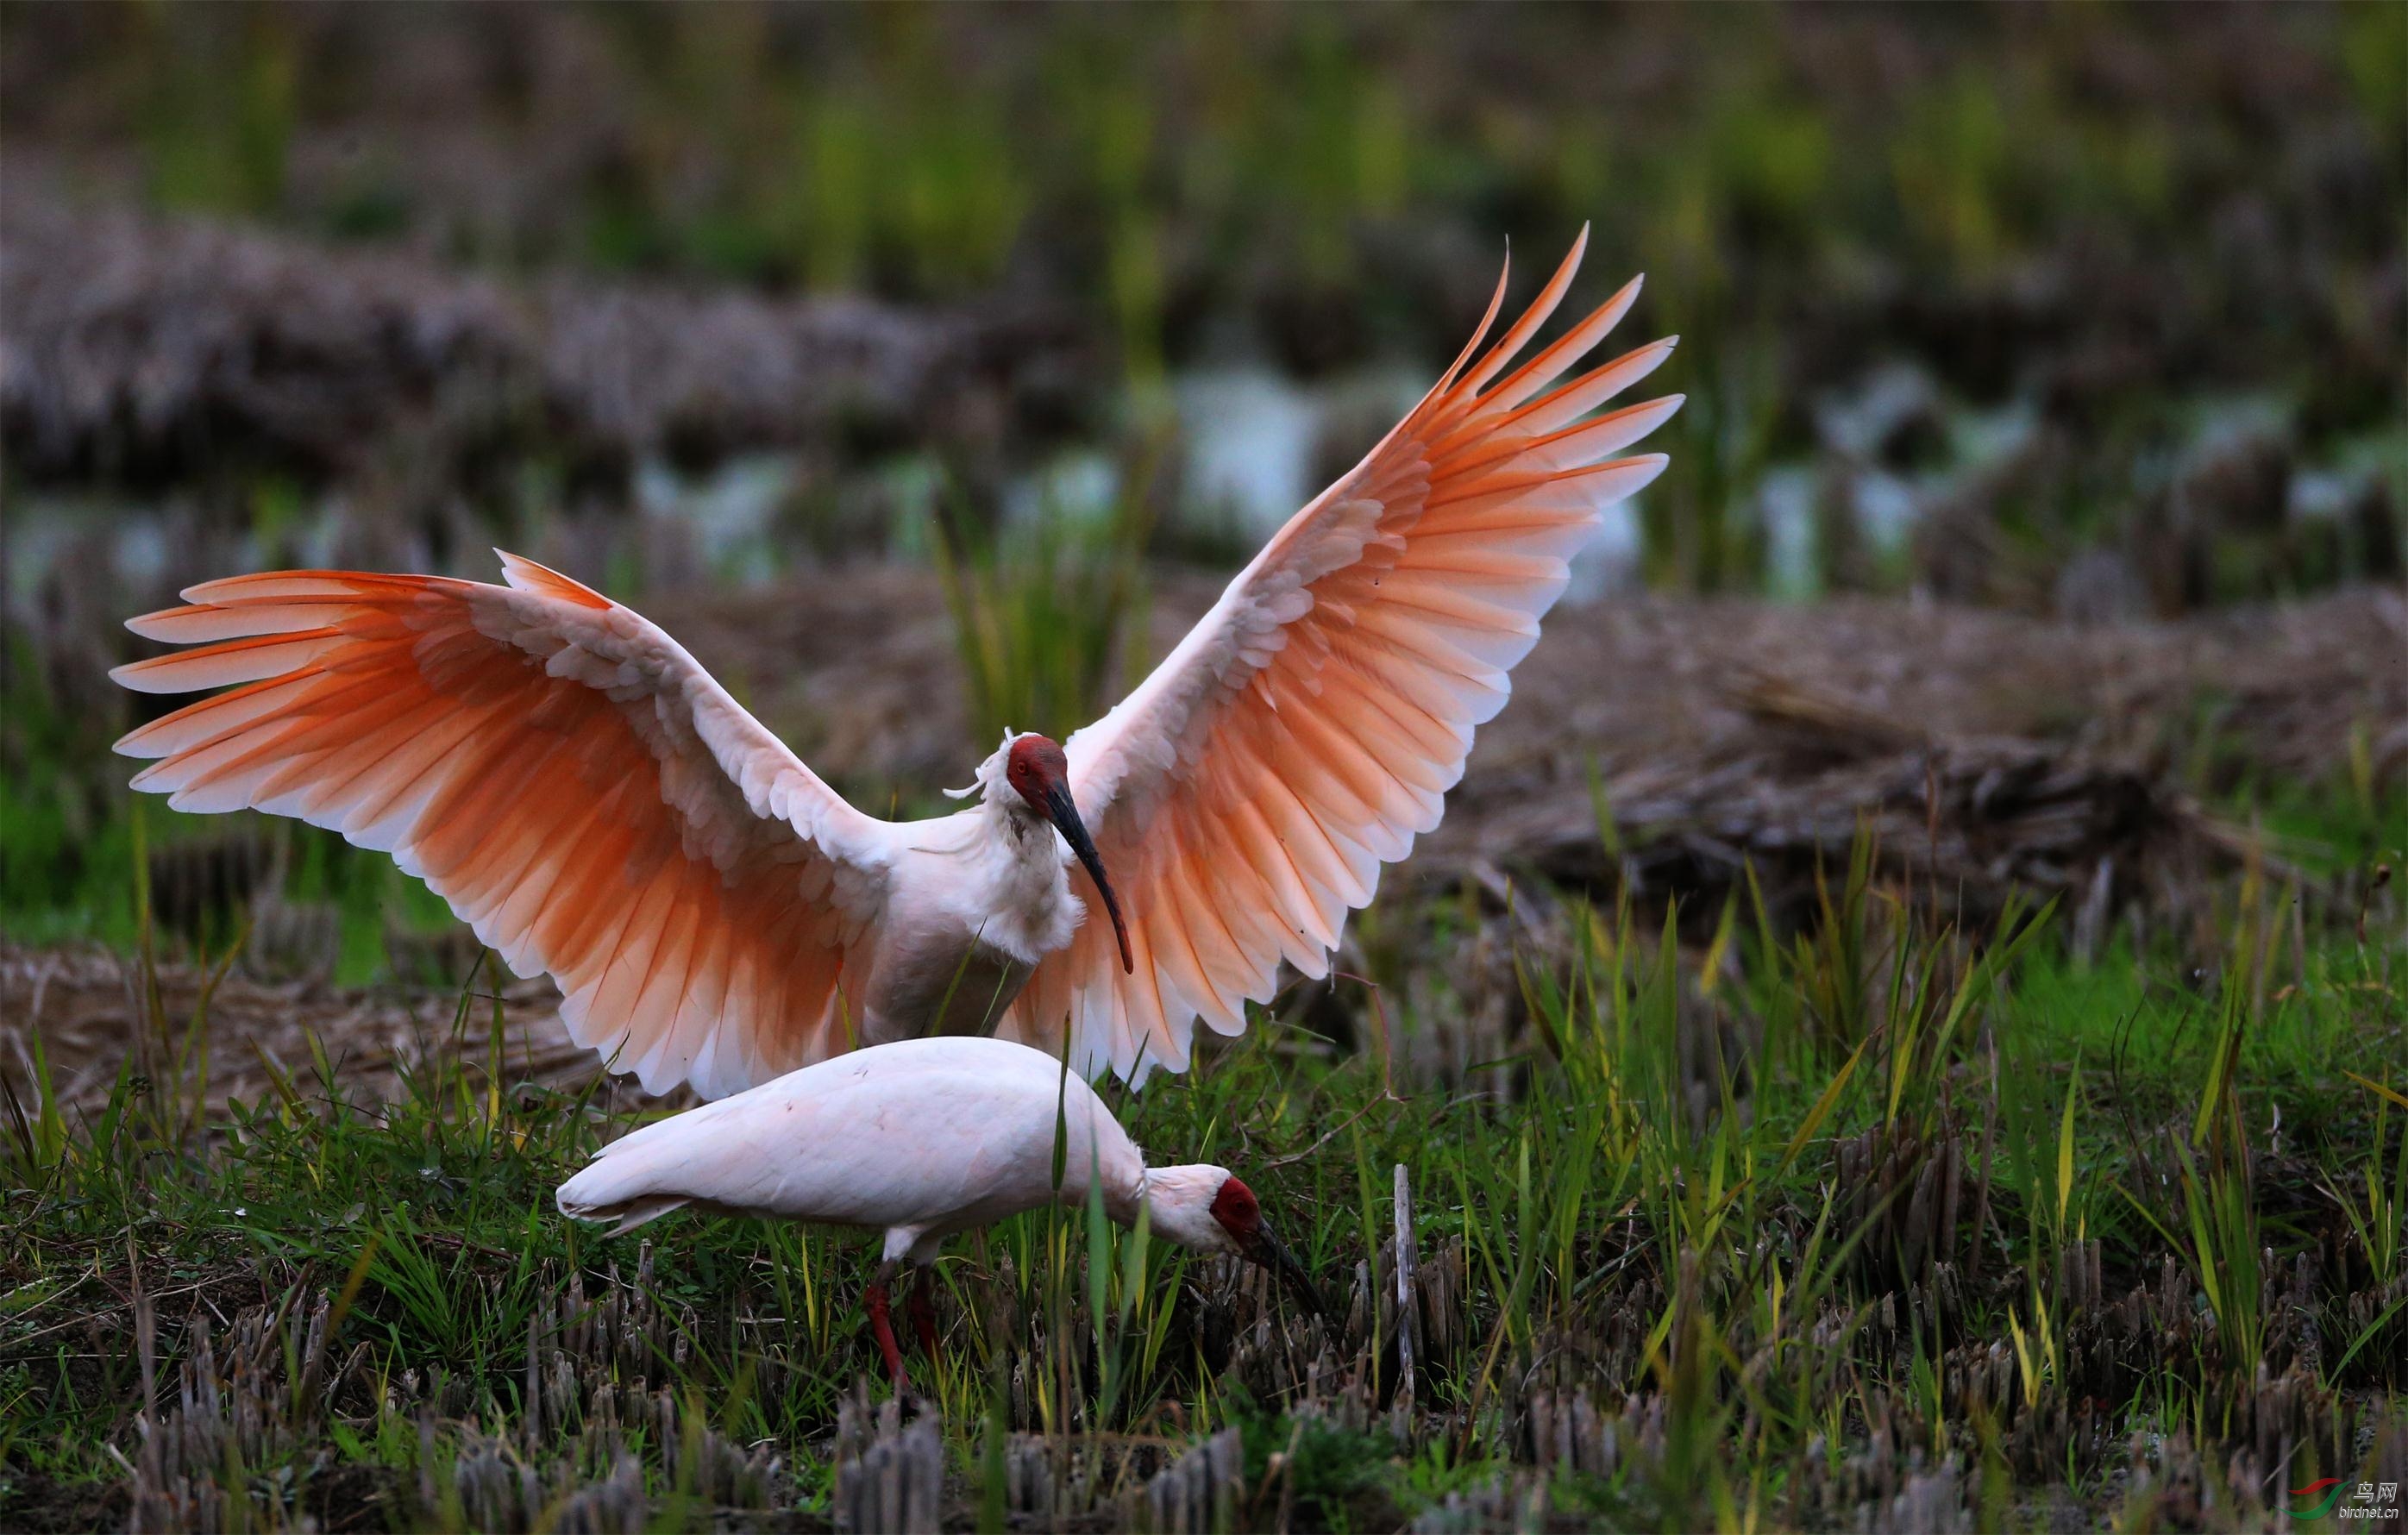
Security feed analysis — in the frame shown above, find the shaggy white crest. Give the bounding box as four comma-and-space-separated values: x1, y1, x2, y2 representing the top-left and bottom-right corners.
943, 729, 1022, 803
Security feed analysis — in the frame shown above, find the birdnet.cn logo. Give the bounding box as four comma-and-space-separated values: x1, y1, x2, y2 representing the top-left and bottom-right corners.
2292, 1479, 2400, 1520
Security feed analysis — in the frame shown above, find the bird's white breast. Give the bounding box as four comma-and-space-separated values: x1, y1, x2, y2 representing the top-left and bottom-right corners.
864, 804, 1085, 1037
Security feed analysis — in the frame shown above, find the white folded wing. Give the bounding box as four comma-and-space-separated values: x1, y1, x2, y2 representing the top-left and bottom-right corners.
112, 553, 893, 1098
1002, 227, 1680, 1081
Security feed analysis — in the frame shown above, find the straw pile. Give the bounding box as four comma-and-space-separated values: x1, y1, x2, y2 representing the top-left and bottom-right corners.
2, 197, 1075, 491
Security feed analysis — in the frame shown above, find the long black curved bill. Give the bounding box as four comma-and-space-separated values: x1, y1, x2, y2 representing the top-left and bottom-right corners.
1254, 1219, 1325, 1319
1041, 783, 1133, 974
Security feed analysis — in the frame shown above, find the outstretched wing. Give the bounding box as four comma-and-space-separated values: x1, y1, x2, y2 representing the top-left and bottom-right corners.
112, 552, 894, 1099
1002, 228, 1678, 1081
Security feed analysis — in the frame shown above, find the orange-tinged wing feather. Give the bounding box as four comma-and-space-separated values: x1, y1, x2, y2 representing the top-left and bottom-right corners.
1004, 229, 1679, 1081
112, 553, 892, 1098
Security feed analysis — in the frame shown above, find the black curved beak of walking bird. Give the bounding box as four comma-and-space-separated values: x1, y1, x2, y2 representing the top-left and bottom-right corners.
1245, 1217, 1326, 1319
1041, 782, 1133, 974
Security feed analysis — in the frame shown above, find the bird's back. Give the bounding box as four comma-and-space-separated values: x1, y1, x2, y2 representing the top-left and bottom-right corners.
556, 1037, 1141, 1237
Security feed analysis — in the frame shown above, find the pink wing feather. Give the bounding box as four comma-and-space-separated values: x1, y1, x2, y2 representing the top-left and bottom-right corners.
111, 552, 891, 1098
1003, 229, 1680, 1081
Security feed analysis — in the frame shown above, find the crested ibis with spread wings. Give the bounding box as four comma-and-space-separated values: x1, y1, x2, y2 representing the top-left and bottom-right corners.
111, 227, 1677, 1093
555, 1033, 1316, 1390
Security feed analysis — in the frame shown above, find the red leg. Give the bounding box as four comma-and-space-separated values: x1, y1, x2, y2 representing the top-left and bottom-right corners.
907, 1268, 942, 1366
865, 1265, 908, 1392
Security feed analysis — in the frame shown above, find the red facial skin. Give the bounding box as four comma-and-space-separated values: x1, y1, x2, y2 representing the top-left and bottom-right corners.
1005, 735, 1071, 806
1209, 1176, 1263, 1245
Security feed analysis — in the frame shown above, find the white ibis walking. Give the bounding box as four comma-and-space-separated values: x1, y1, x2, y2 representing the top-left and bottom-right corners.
554, 1034, 1316, 1389
111, 227, 1677, 1093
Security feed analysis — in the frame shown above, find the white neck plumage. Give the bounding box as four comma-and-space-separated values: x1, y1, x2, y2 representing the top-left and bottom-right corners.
1132, 1163, 1238, 1256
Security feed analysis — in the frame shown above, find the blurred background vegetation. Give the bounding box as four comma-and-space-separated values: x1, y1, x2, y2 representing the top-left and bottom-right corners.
3, 1, 2403, 953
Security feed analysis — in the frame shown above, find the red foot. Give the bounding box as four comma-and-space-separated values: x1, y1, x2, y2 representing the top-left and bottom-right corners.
908, 1269, 942, 1367
865, 1275, 908, 1392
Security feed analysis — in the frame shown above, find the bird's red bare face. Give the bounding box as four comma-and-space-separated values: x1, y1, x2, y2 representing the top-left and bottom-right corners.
1004, 735, 1133, 974
1211, 1175, 1322, 1315
1208, 1175, 1261, 1241
1004, 735, 1070, 805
